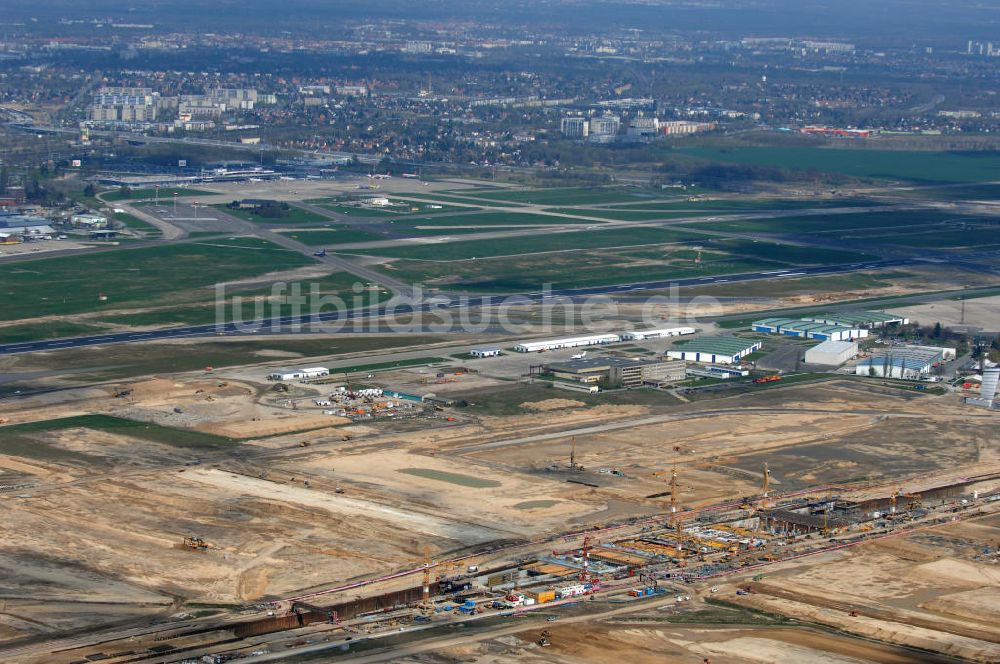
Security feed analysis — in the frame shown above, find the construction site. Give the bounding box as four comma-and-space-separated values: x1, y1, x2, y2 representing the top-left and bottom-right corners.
0, 333, 998, 664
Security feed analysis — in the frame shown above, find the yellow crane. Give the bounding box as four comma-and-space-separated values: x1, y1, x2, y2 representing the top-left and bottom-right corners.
760, 462, 770, 509
652, 465, 680, 514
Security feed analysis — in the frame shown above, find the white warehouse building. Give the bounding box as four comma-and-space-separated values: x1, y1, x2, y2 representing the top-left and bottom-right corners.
266, 366, 330, 381
621, 326, 697, 341
513, 333, 621, 353
804, 340, 858, 367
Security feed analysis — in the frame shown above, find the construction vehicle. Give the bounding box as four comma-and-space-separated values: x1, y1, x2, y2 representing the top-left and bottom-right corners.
753, 375, 782, 384
112, 387, 133, 398
183, 536, 208, 551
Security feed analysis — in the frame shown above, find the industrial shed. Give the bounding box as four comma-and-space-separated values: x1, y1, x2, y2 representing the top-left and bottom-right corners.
751, 317, 868, 341
855, 347, 944, 380
666, 337, 762, 365
802, 310, 908, 328
804, 340, 858, 366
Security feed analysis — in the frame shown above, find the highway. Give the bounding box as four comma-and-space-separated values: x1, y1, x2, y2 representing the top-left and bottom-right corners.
0, 257, 921, 356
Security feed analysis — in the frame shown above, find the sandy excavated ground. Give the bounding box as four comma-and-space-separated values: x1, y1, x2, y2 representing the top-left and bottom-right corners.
895, 294, 1000, 330
1, 374, 998, 652
397, 621, 947, 664
727, 514, 1000, 663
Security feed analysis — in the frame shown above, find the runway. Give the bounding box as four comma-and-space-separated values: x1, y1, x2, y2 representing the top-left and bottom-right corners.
0, 258, 920, 355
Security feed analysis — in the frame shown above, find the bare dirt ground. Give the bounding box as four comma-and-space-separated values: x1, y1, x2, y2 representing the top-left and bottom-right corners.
725, 513, 1000, 662
895, 294, 1000, 331
1, 369, 998, 654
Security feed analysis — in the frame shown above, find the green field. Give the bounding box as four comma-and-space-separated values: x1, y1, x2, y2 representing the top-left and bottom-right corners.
449, 186, 660, 206
0, 238, 314, 322
330, 356, 449, 375
213, 204, 328, 225
605, 198, 880, 212
711, 239, 871, 263
905, 183, 1000, 201
695, 209, 961, 236
397, 467, 502, 488
542, 208, 701, 221
397, 211, 603, 227
0, 321, 106, 344
101, 187, 212, 202
382, 246, 784, 291
10, 336, 450, 384
94, 272, 385, 329
113, 211, 163, 237
679, 146, 1000, 183
396, 193, 528, 207
314, 200, 471, 216
851, 226, 1000, 249
0, 415, 236, 463
675, 271, 911, 298
345, 226, 699, 261
278, 228, 384, 245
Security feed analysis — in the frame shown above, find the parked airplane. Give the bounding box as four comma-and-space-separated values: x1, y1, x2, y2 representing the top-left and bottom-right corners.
571, 351, 587, 359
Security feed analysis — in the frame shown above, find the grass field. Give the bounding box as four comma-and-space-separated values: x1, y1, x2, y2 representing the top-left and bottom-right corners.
905, 183, 1000, 201
605, 198, 880, 212
0, 415, 235, 463
213, 204, 328, 225
849, 225, 1000, 249
395, 193, 529, 207
710, 238, 871, 263
397, 468, 501, 488
314, 200, 472, 216
0, 238, 314, 322
674, 271, 911, 298
12, 337, 451, 383
382, 248, 784, 291
449, 186, 661, 205
695, 209, 960, 236
344, 226, 699, 261
327, 356, 449, 375
278, 228, 384, 245
679, 146, 1000, 183
396, 211, 604, 227
101, 187, 212, 202
542, 208, 702, 221
94, 272, 385, 329
113, 211, 163, 237
0, 321, 106, 344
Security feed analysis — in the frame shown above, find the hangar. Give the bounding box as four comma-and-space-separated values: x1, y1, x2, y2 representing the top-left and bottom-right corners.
667, 337, 762, 365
